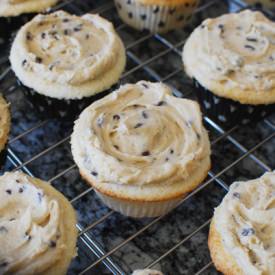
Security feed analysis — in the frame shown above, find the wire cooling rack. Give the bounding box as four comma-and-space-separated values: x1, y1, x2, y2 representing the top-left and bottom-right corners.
0, 0, 274, 274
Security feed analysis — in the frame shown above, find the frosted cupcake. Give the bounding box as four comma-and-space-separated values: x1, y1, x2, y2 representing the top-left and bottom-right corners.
183, 10, 275, 128
0, 171, 78, 274
114, 0, 199, 33
71, 81, 211, 218
10, 10, 126, 118
209, 172, 275, 275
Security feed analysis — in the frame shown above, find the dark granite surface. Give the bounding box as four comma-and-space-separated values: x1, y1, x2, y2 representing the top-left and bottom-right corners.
0, 0, 274, 274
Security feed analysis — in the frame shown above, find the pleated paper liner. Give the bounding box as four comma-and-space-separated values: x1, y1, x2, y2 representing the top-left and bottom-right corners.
18, 80, 110, 121
194, 80, 274, 129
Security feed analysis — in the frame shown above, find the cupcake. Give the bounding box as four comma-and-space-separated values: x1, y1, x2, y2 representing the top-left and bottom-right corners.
71, 81, 211, 218
114, 0, 199, 33
0, 171, 78, 275
242, 0, 275, 9
183, 10, 275, 128
10, 10, 126, 119
209, 172, 275, 275
0, 0, 59, 43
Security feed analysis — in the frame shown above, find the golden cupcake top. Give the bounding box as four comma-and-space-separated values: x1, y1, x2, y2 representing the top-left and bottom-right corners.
0, 172, 76, 275
71, 81, 210, 197
214, 172, 275, 275
10, 10, 126, 99
0, 0, 59, 17
183, 10, 275, 104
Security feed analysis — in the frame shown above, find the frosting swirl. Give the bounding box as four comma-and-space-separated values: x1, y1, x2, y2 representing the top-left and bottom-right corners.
214, 172, 275, 275
0, 172, 65, 274
72, 81, 210, 189
183, 10, 275, 103
10, 10, 126, 99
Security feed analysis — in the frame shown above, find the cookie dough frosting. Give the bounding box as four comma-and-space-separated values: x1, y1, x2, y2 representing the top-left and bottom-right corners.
71, 81, 211, 201
213, 172, 275, 275
183, 10, 275, 104
10, 10, 126, 99
0, 0, 59, 17
0, 172, 77, 275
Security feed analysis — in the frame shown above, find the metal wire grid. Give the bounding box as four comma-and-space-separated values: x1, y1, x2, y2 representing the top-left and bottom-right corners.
0, 0, 274, 274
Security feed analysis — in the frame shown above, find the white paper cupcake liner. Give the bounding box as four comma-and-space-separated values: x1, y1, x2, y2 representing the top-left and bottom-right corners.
95, 191, 183, 218
114, 0, 199, 33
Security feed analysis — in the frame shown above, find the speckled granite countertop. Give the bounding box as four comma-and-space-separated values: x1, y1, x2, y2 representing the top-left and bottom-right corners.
0, 0, 274, 274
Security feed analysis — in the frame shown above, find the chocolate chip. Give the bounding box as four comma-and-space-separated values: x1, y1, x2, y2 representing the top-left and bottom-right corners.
25, 232, 31, 241
64, 29, 70, 35
113, 114, 120, 120
170, 149, 174, 154
73, 24, 83, 32
85, 34, 90, 39
196, 133, 201, 140
113, 145, 119, 150
22, 59, 27, 67
9, 218, 15, 221
218, 24, 224, 32
165, 157, 169, 162
141, 14, 147, 21
241, 228, 255, 237
62, 18, 70, 23
91, 171, 98, 177
246, 37, 258, 42
156, 101, 166, 106
134, 123, 143, 129
153, 7, 159, 13
0, 226, 8, 233
18, 187, 24, 193
233, 192, 240, 199
158, 21, 165, 28
41, 32, 46, 39
5, 189, 12, 195
37, 192, 43, 203
0, 261, 8, 268
244, 45, 255, 51
35, 57, 43, 64
142, 151, 150, 156
141, 83, 149, 88
49, 240, 56, 248
26, 32, 33, 41
142, 111, 148, 119
128, 12, 133, 19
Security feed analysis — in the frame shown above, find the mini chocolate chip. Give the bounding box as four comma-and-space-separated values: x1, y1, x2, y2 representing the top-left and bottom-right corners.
142, 151, 150, 156
170, 149, 174, 154
73, 24, 83, 32
134, 123, 143, 129
141, 83, 149, 88
35, 57, 43, 64
113, 145, 119, 150
62, 18, 70, 22
49, 240, 56, 248
26, 32, 33, 40
5, 189, 12, 195
49, 64, 55, 71
22, 59, 27, 67
156, 101, 166, 106
18, 187, 24, 193
196, 133, 201, 140
113, 114, 120, 120
241, 228, 255, 237
91, 171, 98, 177
16, 179, 20, 183
9, 218, 15, 221
201, 24, 206, 29
37, 192, 43, 203
41, 32, 46, 39
233, 192, 240, 199
142, 111, 148, 119
85, 34, 90, 39
165, 157, 169, 162
246, 37, 258, 42
153, 7, 159, 13
128, 12, 133, 19
64, 29, 70, 35
0, 226, 8, 233
0, 261, 8, 268
244, 45, 255, 51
